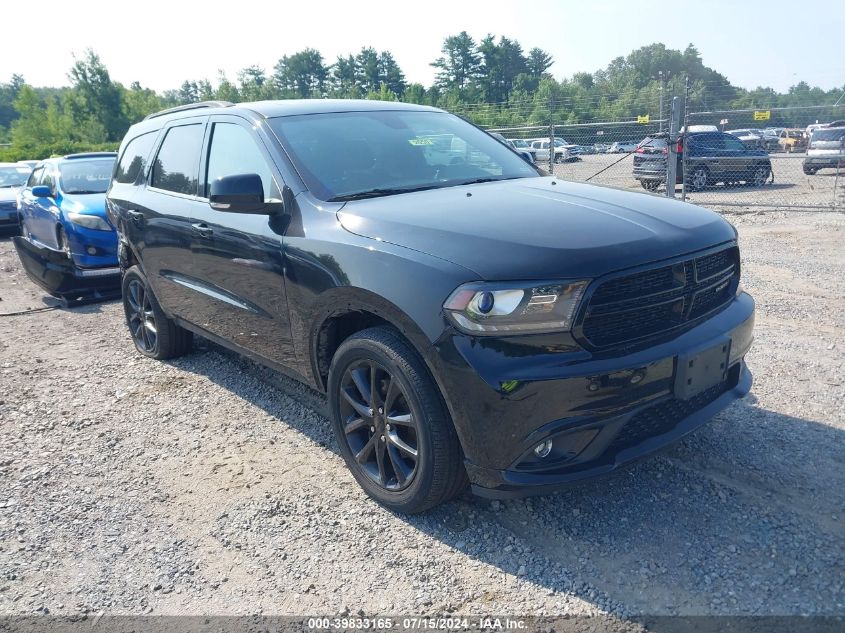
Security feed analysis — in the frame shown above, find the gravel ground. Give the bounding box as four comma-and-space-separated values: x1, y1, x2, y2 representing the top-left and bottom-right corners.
551, 154, 845, 210
0, 210, 843, 621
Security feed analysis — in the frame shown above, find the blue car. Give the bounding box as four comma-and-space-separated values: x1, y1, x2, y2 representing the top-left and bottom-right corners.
14, 152, 120, 298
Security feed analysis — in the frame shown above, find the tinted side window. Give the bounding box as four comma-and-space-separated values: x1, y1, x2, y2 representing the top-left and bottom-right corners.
722, 135, 747, 151
27, 167, 43, 188
690, 134, 723, 152
205, 123, 279, 200
115, 132, 158, 184
41, 166, 56, 191
151, 124, 204, 195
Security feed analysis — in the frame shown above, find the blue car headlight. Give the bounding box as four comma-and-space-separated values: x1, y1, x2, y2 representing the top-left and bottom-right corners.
444, 280, 589, 335
67, 212, 112, 231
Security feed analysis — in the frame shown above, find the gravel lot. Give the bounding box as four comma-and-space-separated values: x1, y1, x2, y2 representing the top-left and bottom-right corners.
0, 209, 843, 621
551, 154, 845, 210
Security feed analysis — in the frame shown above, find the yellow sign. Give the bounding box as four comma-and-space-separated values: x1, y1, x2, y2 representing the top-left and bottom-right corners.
637, 114, 650, 124
753, 110, 771, 121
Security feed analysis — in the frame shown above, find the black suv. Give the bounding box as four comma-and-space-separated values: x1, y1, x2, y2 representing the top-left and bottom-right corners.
633, 131, 772, 192
108, 100, 755, 512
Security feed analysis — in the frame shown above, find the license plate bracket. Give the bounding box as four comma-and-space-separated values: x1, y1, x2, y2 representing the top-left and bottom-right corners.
675, 338, 731, 400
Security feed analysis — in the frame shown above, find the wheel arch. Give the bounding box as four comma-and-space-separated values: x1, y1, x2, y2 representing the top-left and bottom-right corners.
309, 286, 445, 393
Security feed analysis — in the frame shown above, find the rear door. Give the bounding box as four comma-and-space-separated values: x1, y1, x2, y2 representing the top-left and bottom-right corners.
131, 117, 209, 319
187, 115, 294, 365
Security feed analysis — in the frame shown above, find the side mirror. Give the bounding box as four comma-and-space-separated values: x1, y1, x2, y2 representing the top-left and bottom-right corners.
31, 185, 52, 198
209, 173, 267, 214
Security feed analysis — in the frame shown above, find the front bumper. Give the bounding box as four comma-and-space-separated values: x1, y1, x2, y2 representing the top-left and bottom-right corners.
12, 236, 121, 299
434, 293, 755, 498
804, 156, 844, 168
0, 205, 18, 228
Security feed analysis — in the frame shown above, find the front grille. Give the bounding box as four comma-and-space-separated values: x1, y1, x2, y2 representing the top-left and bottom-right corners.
581, 247, 738, 348
608, 380, 729, 453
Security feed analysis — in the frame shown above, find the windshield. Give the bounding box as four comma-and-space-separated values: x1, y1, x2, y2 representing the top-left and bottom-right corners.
268, 110, 539, 201
59, 159, 115, 194
0, 166, 32, 188
811, 128, 845, 142
511, 139, 528, 148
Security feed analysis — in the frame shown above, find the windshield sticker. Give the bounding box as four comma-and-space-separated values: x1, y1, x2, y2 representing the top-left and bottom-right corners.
408, 138, 434, 146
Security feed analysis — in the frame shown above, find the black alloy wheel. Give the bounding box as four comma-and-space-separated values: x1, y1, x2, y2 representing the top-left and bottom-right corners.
339, 359, 419, 490
126, 278, 157, 353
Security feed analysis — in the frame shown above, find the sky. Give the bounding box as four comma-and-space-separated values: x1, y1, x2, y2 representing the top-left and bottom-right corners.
1, 0, 843, 94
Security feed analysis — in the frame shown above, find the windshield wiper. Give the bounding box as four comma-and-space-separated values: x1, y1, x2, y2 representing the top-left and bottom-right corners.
0, 184, 20, 189
66, 190, 105, 195
329, 185, 440, 202
454, 176, 520, 186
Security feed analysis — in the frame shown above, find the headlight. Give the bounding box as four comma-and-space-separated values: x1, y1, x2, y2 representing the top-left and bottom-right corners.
443, 280, 589, 335
66, 212, 111, 231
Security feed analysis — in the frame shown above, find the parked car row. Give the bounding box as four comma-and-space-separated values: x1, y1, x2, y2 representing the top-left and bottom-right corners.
8, 99, 755, 514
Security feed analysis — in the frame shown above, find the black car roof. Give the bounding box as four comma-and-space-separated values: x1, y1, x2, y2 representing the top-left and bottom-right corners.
127, 99, 443, 140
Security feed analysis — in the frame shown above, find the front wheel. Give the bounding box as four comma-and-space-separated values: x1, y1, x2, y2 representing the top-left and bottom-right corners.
122, 266, 192, 360
328, 326, 466, 513
803, 166, 818, 176
749, 165, 770, 187
688, 166, 709, 191
640, 180, 660, 192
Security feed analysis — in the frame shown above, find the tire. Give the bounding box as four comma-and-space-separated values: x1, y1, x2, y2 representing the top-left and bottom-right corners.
803, 166, 817, 176
640, 180, 660, 192
56, 225, 71, 259
122, 265, 192, 360
687, 166, 709, 191
328, 326, 467, 513
748, 165, 770, 187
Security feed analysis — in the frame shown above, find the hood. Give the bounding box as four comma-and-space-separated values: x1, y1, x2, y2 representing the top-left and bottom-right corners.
0, 186, 21, 203
337, 177, 737, 280
58, 192, 108, 217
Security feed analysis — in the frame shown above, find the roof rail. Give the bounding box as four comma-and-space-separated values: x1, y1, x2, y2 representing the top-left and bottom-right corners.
143, 101, 234, 121
63, 152, 119, 159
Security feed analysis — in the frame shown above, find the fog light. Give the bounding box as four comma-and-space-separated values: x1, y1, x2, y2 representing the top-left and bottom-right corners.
86, 246, 97, 255
533, 439, 553, 458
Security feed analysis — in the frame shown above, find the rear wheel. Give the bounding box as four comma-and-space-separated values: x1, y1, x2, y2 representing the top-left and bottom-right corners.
122, 266, 192, 360
328, 326, 466, 513
803, 165, 818, 175
640, 180, 660, 192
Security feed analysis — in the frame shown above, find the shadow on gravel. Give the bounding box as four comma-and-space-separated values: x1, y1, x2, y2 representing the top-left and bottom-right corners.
171, 344, 844, 617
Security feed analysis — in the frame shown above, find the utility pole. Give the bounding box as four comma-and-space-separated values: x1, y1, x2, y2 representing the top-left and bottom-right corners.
659, 71, 664, 133
548, 96, 555, 173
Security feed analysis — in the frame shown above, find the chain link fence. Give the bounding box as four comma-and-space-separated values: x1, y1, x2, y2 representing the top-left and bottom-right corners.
472, 102, 845, 212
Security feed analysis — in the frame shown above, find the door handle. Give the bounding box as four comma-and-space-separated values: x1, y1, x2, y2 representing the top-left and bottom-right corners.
127, 210, 144, 225
191, 222, 213, 238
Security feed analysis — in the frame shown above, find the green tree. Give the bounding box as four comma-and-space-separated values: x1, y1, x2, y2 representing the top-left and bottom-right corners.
273, 49, 328, 98
66, 49, 128, 141
431, 31, 481, 92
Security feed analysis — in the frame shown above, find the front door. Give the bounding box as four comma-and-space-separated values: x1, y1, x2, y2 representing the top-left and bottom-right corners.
187, 116, 295, 366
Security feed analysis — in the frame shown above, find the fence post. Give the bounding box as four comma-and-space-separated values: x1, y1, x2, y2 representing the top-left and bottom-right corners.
681, 77, 691, 202
548, 97, 555, 173
666, 96, 682, 199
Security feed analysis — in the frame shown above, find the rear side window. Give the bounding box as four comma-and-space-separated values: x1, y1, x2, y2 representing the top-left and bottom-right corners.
151, 124, 204, 195
205, 122, 279, 200
115, 132, 158, 184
